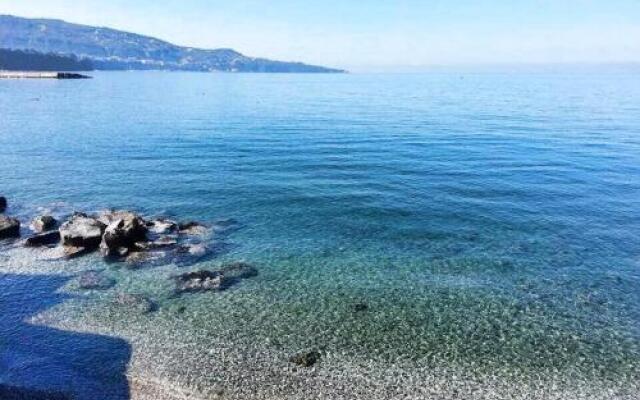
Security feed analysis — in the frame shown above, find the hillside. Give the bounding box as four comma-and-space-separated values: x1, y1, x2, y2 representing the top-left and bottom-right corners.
0, 15, 344, 73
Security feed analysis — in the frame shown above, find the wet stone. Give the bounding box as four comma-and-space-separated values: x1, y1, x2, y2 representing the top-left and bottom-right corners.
63, 245, 90, 259
24, 231, 61, 247
289, 351, 321, 367
59, 215, 105, 249
0, 215, 20, 239
178, 221, 209, 236
147, 219, 178, 234
354, 302, 369, 312
175, 270, 226, 293
31, 215, 57, 233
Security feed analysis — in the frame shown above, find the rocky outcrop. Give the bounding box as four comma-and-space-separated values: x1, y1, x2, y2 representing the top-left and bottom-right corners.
178, 221, 209, 236
0, 215, 20, 239
99, 212, 148, 258
147, 219, 178, 234
0, 196, 6, 213
174, 270, 226, 293
24, 230, 60, 247
59, 214, 105, 249
31, 215, 57, 232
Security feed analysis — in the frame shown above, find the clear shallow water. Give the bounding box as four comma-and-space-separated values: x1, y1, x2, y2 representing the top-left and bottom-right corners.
1, 71, 640, 399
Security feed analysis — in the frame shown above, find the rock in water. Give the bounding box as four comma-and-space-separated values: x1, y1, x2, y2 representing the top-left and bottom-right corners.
174, 270, 226, 293
114, 293, 155, 313
99, 212, 148, 257
220, 261, 258, 280
31, 215, 57, 232
0, 215, 20, 239
24, 231, 61, 247
63, 245, 90, 259
59, 214, 105, 249
147, 219, 178, 234
78, 270, 115, 290
178, 221, 209, 236
289, 351, 321, 367
0, 196, 6, 213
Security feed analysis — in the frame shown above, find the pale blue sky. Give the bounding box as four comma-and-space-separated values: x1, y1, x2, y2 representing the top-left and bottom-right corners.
2, 1, 639, 70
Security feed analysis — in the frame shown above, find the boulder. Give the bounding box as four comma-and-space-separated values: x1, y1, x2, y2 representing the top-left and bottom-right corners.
289, 351, 321, 367
31, 215, 57, 232
0, 215, 20, 239
114, 293, 155, 313
78, 270, 115, 290
0, 196, 6, 213
59, 215, 105, 249
24, 231, 61, 247
99, 213, 148, 258
147, 219, 178, 234
174, 270, 226, 293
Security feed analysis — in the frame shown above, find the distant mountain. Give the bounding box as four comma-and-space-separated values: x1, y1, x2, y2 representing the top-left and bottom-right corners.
0, 48, 93, 71
0, 15, 344, 73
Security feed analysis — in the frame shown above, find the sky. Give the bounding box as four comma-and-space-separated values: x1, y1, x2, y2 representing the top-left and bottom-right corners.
1, 0, 639, 71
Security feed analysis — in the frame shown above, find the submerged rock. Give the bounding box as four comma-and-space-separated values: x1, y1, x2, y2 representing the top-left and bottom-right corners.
174, 270, 226, 293
59, 214, 105, 249
0, 215, 20, 239
134, 235, 178, 251
0, 196, 6, 213
24, 231, 61, 247
176, 243, 208, 257
31, 215, 57, 233
78, 270, 115, 290
114, 293, 155, 313
353, 302, 369, 312
289, 351, 321, 367
99, 212, 148, 258
219, 261, 258, 280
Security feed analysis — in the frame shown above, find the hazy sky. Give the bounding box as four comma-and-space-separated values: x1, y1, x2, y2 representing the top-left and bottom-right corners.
2, 1, 639, 70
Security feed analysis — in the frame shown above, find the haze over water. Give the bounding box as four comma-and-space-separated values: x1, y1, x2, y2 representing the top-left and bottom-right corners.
1, 71, 640, 399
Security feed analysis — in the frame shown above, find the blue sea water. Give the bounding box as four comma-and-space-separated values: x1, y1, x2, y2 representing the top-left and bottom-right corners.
1, 71, 640, 399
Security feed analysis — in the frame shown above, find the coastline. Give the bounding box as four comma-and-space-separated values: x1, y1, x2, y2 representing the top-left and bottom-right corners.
0, 71, 92, 79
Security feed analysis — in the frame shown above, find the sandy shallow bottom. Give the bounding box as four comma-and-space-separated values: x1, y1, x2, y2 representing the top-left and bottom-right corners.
1, 240, 639, 400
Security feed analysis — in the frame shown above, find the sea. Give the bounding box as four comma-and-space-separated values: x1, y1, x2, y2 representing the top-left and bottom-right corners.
0, 70, 639, 399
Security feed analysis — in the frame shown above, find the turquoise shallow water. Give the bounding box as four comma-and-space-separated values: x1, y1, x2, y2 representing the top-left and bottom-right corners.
1, 71, 640, 399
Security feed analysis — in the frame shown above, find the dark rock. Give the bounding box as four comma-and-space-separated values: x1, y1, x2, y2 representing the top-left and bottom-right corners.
289, 351, 321, 367
114, 293, 155, 313
78, 270, 115, 290
59, 215, 105, 249
31, 215, 57, 233
219, 261, 258, 280
24, 230, 61, 247
99, 212, 148, 258
0, 215, 20, 239
354, 302, 369, 312
178, 221, 209, 236
147, 219, 178, 234
174, 270, 226, 293
0, 196, 6, 213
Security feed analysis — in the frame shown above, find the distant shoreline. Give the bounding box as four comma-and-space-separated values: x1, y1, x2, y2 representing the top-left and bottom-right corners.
0, 71, 91, 79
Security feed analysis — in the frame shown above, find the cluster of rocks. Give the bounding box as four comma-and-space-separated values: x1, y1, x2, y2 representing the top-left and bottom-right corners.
0, 196, 211, 263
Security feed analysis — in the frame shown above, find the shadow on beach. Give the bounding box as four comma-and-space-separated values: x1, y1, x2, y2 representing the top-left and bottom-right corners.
0, 273, 131, 400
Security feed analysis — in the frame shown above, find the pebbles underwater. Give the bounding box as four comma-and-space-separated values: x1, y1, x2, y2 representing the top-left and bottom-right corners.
1, 197, 639, 400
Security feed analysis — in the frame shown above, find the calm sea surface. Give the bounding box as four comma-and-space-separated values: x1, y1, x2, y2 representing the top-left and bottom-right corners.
1, 71, 639, 399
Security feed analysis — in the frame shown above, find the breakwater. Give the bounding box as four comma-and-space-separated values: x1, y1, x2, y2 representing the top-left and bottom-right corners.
0, 71, 91, 79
